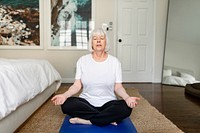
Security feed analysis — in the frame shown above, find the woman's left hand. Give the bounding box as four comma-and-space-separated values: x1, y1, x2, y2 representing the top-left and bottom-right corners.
125, 97, 140, 108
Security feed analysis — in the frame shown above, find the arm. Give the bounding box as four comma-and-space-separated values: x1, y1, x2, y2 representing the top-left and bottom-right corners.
114, 83, 130, 100
63, 79, 82, 98
114, 83, 140, 108
51, 79, 82, 105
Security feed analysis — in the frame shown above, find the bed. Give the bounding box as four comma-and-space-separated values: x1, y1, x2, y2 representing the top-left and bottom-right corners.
0, 58, 62, 133
162, 66, 200, 86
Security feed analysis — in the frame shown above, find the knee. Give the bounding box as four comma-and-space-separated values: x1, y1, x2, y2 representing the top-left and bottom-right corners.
61, 101, 70, 114
61, 97, 76, 114
61, 104, 68, 114
120, 100, 132, 117
125, 106, 132, 117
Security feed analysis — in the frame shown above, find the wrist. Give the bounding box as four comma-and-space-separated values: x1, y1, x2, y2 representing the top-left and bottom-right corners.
124, 96, 130, 101
63, 92, 70, 99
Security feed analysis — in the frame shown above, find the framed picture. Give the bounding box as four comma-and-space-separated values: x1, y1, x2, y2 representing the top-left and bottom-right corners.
49, 0, 95, 50
0, 0, 44, 49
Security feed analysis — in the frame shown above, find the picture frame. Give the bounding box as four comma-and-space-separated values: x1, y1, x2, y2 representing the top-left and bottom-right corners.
0, 0, 44, 49
48, 0, 95, 50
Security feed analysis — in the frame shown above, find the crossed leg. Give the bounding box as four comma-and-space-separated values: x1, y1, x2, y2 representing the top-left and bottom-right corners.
61, 97, 132, 126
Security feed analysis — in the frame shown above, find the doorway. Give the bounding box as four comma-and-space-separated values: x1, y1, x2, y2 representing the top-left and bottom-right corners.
117, 0, 154, 82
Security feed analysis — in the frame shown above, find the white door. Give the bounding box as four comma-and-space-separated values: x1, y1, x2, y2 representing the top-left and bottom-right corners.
117, 0, 154, 82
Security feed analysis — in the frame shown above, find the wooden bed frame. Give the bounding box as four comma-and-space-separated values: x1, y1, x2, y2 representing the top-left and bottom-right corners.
0, 82, 59, 133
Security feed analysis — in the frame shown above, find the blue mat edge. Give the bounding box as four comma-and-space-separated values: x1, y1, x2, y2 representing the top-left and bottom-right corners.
59, 116, 137, 133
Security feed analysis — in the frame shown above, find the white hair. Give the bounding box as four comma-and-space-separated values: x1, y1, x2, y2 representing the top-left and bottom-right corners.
88, 28, 110, 52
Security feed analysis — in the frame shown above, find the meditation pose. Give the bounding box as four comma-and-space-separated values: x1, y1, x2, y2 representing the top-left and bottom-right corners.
51, 28, 140, 126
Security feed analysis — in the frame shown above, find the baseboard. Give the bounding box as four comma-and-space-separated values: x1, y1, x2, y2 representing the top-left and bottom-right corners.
62, 78, 161, 84
62, 78, 74, 83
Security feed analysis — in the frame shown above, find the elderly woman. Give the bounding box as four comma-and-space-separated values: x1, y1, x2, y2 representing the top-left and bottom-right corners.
51, 28, 140, 126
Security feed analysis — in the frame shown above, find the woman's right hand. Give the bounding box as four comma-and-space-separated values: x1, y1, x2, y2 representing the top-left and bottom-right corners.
51, 79, 82, 105
51, 94, 67, 105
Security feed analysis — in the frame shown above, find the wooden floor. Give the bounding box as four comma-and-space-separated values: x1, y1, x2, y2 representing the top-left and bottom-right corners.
123, 83, 200, 133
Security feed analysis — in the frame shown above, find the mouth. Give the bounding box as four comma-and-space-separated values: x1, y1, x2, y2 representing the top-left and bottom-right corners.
96, 44, 102, 47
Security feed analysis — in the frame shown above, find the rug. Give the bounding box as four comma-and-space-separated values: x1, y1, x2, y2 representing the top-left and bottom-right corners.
15, 86, 183, 133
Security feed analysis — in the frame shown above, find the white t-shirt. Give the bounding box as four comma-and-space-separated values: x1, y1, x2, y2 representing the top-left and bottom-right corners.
75, 54, 122, 107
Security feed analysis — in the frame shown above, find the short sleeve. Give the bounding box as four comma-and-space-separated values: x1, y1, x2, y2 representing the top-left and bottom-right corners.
75, 58, 82, 79
115, 59, 122, 83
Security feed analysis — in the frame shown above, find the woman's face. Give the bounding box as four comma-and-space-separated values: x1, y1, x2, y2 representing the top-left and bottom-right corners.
92, 34, 106, 52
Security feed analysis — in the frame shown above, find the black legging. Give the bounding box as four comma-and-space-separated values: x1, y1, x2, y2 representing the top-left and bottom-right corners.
61, 97, 132, 126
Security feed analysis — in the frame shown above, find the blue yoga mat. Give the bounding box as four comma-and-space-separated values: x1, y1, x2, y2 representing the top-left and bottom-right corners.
59, 116, 137, 133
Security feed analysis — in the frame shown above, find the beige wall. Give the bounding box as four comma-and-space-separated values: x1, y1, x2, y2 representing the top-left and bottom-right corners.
0, 0, 168, 83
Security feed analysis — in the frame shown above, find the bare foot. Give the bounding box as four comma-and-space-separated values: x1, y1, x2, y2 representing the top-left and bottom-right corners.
69, 117, 92, 125
111, 122, 118, 126
69, 117, 117, 126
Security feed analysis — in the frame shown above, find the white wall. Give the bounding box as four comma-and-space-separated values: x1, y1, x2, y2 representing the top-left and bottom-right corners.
0, 0, 168, 83
165, 40, 200, 80
153, 0, 169, 82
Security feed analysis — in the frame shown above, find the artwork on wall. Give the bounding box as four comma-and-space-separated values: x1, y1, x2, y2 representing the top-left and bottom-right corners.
0, 0, 43, 49
50, 0, 94, 50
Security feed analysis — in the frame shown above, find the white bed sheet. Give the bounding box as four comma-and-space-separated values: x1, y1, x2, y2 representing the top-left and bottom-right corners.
0, 58, 61, 120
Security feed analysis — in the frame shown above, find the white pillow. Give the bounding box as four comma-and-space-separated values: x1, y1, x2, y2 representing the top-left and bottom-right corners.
180, 72, 196, 82
163, 69, 172, 77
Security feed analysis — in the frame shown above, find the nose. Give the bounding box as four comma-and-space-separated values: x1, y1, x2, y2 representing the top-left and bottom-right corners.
97, 39, 101, 43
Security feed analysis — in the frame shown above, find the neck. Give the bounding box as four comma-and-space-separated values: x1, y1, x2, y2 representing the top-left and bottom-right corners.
92, 51, 108, 62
